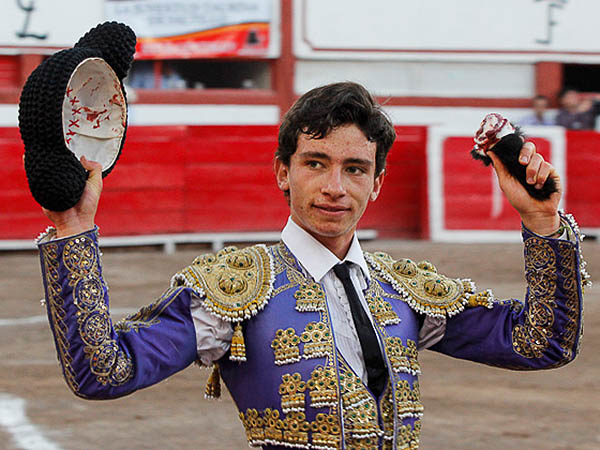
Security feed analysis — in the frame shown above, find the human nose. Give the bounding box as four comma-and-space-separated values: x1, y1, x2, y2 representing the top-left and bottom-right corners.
321, 168, 346, 197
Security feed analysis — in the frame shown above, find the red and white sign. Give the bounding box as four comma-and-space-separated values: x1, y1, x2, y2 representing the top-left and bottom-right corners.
427, 125, 566, 242
105, 0, 278, 59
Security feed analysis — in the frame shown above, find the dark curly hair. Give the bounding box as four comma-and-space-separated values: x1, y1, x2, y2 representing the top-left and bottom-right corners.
276, 82, 396, 176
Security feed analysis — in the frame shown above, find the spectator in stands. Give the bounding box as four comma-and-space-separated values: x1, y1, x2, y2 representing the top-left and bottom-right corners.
519, 95, 554, 126
127, 61, 155, 89
161, 63, 187, 89
555, 87, 600, 129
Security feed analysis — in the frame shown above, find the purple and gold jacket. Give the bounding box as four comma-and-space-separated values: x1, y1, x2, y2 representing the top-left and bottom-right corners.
37, 213, 589, 449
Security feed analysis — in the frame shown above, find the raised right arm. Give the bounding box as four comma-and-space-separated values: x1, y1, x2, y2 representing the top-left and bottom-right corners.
38, 227, 199, 399
37, 158, 232, 399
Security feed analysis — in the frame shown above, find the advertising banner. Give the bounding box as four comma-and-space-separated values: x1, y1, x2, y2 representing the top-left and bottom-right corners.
105, 0, 276, 59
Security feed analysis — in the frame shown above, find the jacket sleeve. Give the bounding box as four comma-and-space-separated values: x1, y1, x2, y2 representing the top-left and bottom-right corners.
38, 227, 199, 399
429, 213, 589, 370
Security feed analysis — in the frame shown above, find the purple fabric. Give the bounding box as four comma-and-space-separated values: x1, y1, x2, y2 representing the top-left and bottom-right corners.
219, 245, 422, 449
38, 228, 198, 399
430, 226, 583, 370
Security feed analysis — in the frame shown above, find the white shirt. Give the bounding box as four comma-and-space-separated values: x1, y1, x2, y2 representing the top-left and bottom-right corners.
191, 217, 446, 379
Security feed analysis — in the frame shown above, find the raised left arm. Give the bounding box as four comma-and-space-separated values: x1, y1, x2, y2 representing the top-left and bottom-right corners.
430, 213, 589, 370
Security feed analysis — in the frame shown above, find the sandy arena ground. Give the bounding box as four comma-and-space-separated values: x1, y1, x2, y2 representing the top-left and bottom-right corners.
1, 238, 598, 450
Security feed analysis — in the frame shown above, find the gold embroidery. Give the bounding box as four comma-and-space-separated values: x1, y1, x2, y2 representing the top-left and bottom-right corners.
114, 286, 181, 333
171, 244, 274, 322
311, 413, 342, 449
240, 408, 341, 450
368, 292, 401, 325
396, 420, 421, 450
513, 237, 557, 358
366, 251, 476, 317
62, 235, 134, 387
385, 337, 420, 376
281, 411, 311, 448
338, 366, 382, 441
239, 408, 266, 446
363, 267, 424, 446
41, 243, 80, 393
271, 328, 301, 365
279, 373, 306, 413
395, 380, 424, 419
550, 241, 582, 365
307, 366, 338, 408
393, 259, 419, 277
263, 408, 284, 444
294, 282, 327, 312
301, 321, 333, 360
380, 386, 394, 444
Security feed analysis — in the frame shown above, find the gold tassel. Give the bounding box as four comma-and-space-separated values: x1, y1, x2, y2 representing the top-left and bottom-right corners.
204, 363, 221, 399
230, 323, 247, 362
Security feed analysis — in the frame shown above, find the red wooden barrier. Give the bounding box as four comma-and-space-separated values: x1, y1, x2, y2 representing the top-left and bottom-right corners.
565, 131, 600, 228
0, 125, 427, 239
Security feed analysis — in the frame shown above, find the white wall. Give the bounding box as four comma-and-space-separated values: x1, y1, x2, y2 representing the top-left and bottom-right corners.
295, 60, 534, 98
295, 0, 600, 63
0, 1, 104, 52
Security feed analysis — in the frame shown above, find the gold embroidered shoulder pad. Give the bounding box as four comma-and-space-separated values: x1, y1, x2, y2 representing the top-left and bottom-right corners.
171, 244, 275, 322
365, 251, 493, 318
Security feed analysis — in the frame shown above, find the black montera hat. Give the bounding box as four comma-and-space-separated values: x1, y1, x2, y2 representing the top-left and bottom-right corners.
19, 22, 136, 211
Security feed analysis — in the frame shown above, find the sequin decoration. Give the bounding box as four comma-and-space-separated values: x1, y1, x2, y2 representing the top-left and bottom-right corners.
307, 366, 338, 408
239, 408, 341, 450
294, 282, 327, 312
171, 244, 274, 322
395, 380, 424, 420
555, 241, 582, 363
311, 413, 342, 449
279, 373, 307, 413
512, 237, 557, 358
338, 366, 382, 441
301, 321, 333, 360
365, 251, 475, 317
41, 242, 79, 393
239, 408, 266, 446
61, 234, 133, 387
395, 420, 421, 450
367, 293, 401, 326
114, 287, 181, 333
385, 337, 420, 376
271, 328, 301, 365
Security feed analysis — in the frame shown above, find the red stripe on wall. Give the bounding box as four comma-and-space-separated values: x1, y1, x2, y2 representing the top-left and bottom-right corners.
0, 125, 428, 239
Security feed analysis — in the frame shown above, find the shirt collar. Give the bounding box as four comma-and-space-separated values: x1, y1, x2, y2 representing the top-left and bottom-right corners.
281, 217, 370, 282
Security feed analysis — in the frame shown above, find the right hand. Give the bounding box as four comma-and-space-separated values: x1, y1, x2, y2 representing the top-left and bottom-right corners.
43, 156, 103, 238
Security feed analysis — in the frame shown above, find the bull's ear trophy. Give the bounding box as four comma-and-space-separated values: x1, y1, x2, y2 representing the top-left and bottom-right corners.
471, 112, 558, 200
19, 22, 136, 212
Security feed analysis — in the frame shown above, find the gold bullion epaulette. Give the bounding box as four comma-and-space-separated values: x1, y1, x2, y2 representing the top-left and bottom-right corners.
171, 244, 275, 364
364, 251, 493, 318
171, 244, 274, 322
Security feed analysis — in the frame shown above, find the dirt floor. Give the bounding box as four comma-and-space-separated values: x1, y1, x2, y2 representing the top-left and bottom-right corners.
1, 238, 598, 450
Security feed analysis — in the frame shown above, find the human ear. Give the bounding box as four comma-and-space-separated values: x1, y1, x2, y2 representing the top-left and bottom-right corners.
371, 171, 385, 202
274, 158, 290, 192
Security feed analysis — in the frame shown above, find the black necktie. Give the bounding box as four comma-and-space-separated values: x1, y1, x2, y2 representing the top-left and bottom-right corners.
333, 262, 387, 397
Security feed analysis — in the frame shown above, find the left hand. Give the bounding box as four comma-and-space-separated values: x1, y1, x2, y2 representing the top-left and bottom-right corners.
488, 142, 561, 235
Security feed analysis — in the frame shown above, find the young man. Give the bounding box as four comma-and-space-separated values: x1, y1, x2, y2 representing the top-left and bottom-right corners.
37, 82, 586, 449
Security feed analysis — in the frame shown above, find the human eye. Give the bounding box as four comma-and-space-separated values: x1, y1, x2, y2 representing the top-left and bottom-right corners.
306, 160, 323, 169
346, 166, 366, 175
